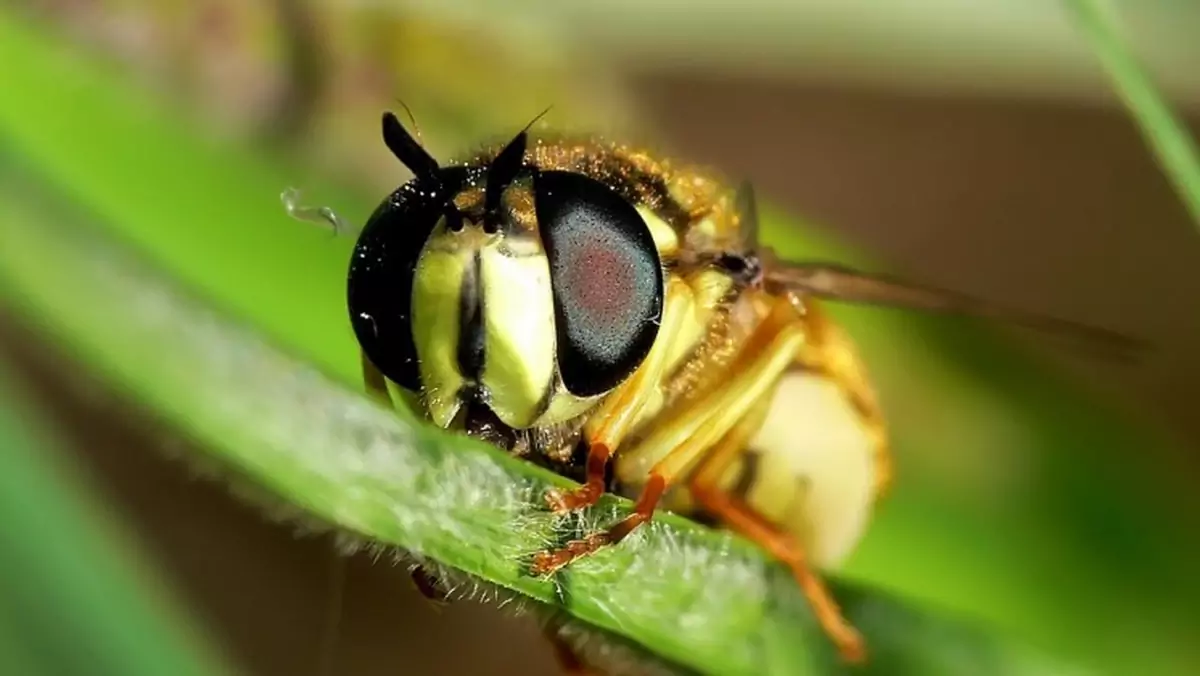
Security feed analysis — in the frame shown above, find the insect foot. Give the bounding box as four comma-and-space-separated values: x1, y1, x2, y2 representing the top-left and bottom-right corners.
543, 484, 602, 514
835, 627, 867, 665
529, 531, 614, 576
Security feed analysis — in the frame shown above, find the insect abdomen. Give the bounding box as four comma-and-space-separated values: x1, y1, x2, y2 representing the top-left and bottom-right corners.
708, 370, 879, 569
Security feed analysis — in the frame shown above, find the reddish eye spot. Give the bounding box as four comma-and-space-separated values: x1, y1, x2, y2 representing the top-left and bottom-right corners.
563, 239, 635, 327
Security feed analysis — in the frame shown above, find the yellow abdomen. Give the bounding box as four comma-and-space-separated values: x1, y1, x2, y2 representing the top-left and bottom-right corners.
728, 371, 879, 569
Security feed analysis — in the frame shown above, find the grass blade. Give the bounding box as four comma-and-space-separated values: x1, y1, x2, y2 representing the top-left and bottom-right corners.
1066, 0, 1200, 230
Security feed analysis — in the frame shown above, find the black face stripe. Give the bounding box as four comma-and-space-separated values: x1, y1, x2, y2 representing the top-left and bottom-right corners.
456, 252, 484, 381
527, 371, 558, 425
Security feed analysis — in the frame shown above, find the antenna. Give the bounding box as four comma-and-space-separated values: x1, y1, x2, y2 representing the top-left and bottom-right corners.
483, 107, 552, 228
381, 111, 440, 181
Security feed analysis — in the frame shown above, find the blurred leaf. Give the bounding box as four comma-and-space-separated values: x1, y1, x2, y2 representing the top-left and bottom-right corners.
0, 348, 228, 676
1066, 0, 1200, 230
379, 0, 1200, 105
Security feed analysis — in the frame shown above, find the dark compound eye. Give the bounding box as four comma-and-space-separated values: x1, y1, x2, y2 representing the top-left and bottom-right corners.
534, 170, 664, 397
347, 167, 468, 391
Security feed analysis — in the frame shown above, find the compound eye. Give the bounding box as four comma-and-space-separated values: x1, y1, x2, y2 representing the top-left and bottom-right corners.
347, 168, 467, 391
534, 170, 664, 397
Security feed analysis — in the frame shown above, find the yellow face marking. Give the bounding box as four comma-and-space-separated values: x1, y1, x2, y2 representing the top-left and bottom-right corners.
535, 388, 601, 427
411, 229, 469, 428
412, 212, 563, 431
478, 241, 557, 428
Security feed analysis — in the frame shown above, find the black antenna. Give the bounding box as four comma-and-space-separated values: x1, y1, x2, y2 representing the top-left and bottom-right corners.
483, 133, 528, 221
381, 111, 440, 181
483, 107, 552, 229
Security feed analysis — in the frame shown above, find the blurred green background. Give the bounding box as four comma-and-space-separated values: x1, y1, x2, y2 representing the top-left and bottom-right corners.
1, 1, 1199, 674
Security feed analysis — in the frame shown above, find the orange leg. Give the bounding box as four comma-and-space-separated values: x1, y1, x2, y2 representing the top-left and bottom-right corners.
533, 296, 805, 575
544, 440, 613, 514
688, 420, 866, 664
408, 565, 451, 606
791, 297, 893, 500
533, 473, 667, 575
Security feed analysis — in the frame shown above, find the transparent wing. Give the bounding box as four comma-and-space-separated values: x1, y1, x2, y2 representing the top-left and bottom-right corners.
764, 259, 1147, 361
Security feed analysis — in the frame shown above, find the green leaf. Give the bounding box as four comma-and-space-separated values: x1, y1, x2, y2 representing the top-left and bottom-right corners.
1066, 0, 1200, 230
0, 344, 229, 675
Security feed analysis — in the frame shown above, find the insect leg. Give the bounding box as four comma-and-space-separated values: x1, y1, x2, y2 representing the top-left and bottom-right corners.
409, 566, 452, 606
532, 297, 806, 575
543, 277, 695, 514
689, 430, 866, 664
791, 297, 892, 499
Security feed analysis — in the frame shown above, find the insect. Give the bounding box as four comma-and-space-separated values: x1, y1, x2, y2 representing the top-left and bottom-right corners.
309, 110, 1141, 669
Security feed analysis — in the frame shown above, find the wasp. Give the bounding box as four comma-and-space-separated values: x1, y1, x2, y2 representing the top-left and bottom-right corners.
307, 110, 1140, 668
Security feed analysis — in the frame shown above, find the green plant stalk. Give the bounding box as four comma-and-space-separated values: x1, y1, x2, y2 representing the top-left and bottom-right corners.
1066, 0, 1200, 230
0, 154, 1080, 675
0, 347, 229, 676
